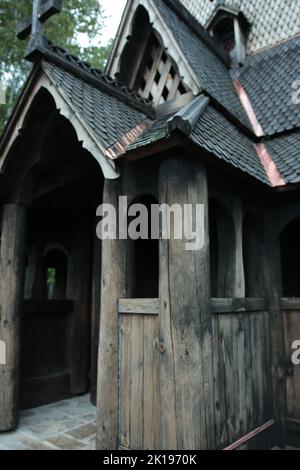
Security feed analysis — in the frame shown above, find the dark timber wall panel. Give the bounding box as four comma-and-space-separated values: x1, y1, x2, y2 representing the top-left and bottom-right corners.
119, 312, 160, 450
213, 310, 272, 449
284, 308, 300, 420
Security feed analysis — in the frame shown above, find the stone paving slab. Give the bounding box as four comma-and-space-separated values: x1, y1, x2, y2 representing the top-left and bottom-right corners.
0, 395, 96, 451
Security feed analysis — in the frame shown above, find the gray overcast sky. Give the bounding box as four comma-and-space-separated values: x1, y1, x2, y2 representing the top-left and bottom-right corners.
101, 0, 127, 44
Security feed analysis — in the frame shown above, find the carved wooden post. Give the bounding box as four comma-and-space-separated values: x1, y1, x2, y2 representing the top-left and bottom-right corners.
0, 204, 27, 431
96, 179, 126, 449
159, 156, 215, 449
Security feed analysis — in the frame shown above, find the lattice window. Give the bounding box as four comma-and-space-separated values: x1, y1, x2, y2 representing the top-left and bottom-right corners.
116, 4, 191, 107
138, 36, 188, 106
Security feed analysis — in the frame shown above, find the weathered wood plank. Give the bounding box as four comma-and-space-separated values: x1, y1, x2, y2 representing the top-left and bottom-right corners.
213, 310, 272, 448
221, 314, 235, 444
265, 225, 287, 446
212, 315, 227, 448
211, 298, 269, 314
118, 298, 159, 315
158, 160, 178, 450
284, 311, 300, 419
159, 156, 215, 450
143, 316, 160, 449
129, 315, 144, 449
245, 311, 254, 434
237, 314, 247, 438
119, 314, 132, 449
281, 298, 300, 311
0, 204, 27, 431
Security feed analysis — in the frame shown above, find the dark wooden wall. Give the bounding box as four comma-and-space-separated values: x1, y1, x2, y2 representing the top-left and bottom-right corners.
97, 152, 300, 450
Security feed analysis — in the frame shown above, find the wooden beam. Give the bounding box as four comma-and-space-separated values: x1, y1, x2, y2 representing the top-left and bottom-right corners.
211, 298, 269, 314
281, 298, 300, 311
96, 179, 126, 450
118, 299, 159, 315
0, 205, 27, 431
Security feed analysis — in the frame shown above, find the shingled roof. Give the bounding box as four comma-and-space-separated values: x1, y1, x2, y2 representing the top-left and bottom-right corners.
43, 60, 150, 151
126, 95, 270, 185
265, 132, 300, 184
238, 35, 300, 136
2, 0, 300, 190
155, 0, 251, 129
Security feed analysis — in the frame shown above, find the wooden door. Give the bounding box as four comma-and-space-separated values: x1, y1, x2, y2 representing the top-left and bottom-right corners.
118, 299, 160, 450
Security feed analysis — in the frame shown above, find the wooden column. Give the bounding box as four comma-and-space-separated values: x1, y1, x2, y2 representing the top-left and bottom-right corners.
90, 228, 101, 405
0, 204, 27, 431
96, 179, 126, 450
159, 156, 215, 449
67, 227, 92, 395
264, 210, 287, 447
233, 197, 245, 297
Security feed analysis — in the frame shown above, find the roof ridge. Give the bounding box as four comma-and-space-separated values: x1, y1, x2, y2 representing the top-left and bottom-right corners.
246, 32, 300, 60
24, 33, 155, 117
167, 95, 210, 136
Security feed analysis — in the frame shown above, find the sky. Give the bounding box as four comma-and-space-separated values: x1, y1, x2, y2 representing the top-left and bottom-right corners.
101, 0, 127, 44
78, 0, 127, 47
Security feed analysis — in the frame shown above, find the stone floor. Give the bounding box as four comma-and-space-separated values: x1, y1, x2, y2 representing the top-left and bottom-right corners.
0, 395, 97, 450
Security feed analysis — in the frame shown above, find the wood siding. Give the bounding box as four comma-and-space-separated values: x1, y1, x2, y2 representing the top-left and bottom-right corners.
283, 302, 300, 420
212, 308, 273, 448
118, 305, 160, 450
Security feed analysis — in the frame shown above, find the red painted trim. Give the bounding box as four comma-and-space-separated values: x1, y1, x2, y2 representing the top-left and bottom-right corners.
255, 143, 286, 187
233, 80, 264, 137
105, 122, 148, 159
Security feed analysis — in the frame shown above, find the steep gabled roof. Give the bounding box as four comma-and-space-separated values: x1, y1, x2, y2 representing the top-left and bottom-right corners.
107, 0, 251, 129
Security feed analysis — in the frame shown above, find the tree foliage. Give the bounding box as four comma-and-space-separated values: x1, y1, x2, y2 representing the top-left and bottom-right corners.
0, 0, 113, 132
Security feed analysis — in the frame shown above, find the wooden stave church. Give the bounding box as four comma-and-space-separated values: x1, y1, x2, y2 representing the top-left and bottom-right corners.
0, 0, 299, 450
